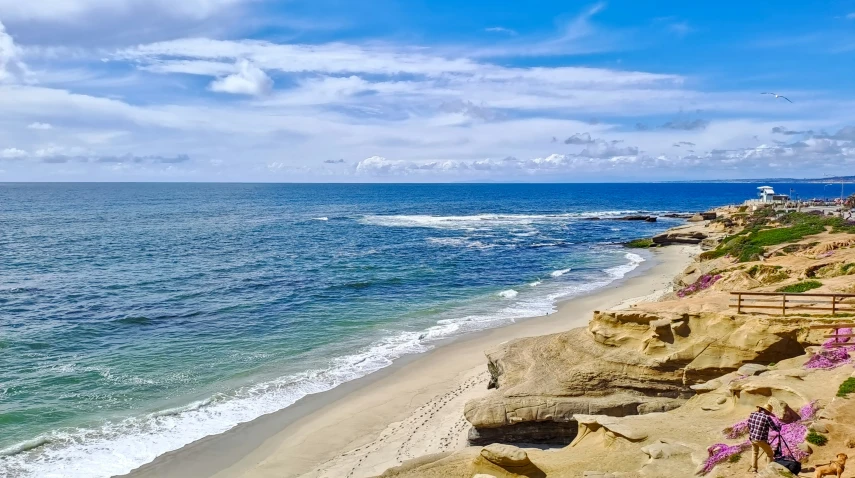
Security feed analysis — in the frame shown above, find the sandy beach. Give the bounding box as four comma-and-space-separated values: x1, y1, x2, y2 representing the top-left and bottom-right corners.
122, 245, 697, 478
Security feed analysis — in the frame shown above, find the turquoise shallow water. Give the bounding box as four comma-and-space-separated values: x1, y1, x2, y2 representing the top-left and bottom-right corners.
0, 182, 824, 477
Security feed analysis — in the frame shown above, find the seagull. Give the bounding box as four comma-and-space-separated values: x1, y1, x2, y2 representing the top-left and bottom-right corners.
761, 92, 792, 103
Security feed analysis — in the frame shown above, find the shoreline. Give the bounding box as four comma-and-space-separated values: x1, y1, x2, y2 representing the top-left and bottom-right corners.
122, 244, 697, 478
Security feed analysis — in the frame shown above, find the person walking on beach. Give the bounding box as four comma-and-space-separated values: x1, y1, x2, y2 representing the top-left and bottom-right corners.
747, 401, 781, 472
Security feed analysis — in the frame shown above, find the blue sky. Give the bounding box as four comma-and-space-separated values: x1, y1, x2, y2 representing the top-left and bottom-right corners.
0, 0, 854, 181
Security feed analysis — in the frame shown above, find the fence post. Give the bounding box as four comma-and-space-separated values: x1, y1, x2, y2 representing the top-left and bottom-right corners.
737, 293, 742, 314
782, 294, 786, 317
833, 295, 837, 316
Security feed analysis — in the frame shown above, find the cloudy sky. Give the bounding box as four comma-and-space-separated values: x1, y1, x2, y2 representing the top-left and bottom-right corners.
1, 0, 854, 182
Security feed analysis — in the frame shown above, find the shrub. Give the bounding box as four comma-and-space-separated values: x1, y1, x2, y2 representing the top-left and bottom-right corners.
626, 238, 653, 248
727, 453, 742, 463
776, 281, 823, 293
806, 431, 828, 446
738, 205, 748, 212
838, 377, 855, 397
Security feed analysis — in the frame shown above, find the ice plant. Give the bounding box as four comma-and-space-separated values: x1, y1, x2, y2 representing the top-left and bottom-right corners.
701, 401, 819, 474
805, 328, 853, 370
677, 274, 722, 297
701, 442, 751, 475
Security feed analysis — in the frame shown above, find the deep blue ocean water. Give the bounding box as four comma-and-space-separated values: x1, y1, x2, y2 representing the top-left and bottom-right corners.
0, 182, 840, 477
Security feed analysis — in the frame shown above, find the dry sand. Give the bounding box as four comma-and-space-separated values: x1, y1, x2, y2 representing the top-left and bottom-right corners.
121, 245, 697, 478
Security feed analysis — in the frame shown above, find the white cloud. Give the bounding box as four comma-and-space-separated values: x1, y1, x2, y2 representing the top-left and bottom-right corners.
1, 147, 28, 158
27, 122, 53, 130
209, 59, 273, 96
0, 0, 246, 22
0, 20, 28, 83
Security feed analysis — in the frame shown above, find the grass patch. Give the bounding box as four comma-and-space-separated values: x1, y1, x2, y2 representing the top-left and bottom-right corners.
738, 205, 749, 212
806, 431, 828, 446
838, 377, 855, 398
626, 238, 653, 248
728, 453, 742, 463
700, 211, 855, 262
776, 281, 823, 293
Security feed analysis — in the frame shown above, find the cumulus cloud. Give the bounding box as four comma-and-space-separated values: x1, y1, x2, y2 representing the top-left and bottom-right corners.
1, 147, 28, 159
209, 59, 273, 96
564, 132, 596, 144
27, 122, 53, 130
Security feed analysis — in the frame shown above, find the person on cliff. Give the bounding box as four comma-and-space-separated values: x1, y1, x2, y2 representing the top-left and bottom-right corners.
747, 401, 781, 473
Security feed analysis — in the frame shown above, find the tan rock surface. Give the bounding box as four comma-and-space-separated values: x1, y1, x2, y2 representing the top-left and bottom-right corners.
374, 359, 855, 478
464, 311, 810, 440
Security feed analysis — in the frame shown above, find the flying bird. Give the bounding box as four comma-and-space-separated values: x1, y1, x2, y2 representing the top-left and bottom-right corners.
761, 92, 792, 103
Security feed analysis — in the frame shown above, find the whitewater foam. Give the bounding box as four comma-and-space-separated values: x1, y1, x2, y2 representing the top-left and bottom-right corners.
550, 268, 572, 277
361, 211, 652, 230
312, 217, 329, 221
0, 249, 650, 478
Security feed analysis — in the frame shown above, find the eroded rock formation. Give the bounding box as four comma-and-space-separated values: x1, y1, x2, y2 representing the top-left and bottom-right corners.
464, 310, 808, 445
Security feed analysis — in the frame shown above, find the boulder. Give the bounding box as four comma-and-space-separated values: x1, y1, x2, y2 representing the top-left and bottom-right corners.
688, 214, 705, 222
479, 444, 531, 468
701, 212, 717, 220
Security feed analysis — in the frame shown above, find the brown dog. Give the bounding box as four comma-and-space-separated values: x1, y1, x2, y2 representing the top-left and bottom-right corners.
815, 453, 848, 478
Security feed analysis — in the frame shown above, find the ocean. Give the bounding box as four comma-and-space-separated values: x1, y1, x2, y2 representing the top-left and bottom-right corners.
0, 182, 839, 477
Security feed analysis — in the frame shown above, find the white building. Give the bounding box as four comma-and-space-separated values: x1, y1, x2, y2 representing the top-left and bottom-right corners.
757, 186, 776, 203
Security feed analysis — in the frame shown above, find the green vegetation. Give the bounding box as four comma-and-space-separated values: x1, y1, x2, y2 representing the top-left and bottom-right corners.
728, 453, 742, 463
776, 281, 823, 293
700, 211, 855, 262
738, 205, 748, 212
806, 431, 828, 446
626, 238, 654, 248
838, 377, 855, 398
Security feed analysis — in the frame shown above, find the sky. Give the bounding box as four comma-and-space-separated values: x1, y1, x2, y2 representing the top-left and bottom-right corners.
0, 0, 854, 182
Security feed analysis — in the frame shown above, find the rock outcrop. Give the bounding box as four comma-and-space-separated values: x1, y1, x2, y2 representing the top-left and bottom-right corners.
375, 356, 855, 478
651, 231, 708, 245
464, 310, 808, 445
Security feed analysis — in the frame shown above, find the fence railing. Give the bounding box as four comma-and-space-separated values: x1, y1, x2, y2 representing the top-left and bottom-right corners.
808, 323, 855, 348
729, 292, 855, 316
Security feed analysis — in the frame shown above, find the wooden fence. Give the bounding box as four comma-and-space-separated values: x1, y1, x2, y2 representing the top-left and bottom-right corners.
808, 323, 855, 348
729, 292, 855, 316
